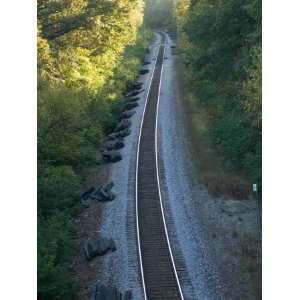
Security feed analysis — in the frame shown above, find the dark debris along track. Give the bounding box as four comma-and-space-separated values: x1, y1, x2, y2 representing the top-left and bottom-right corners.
136, 34, 184, 300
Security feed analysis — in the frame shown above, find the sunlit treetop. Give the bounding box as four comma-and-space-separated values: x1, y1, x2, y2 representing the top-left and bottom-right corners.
38, 0, 144, 91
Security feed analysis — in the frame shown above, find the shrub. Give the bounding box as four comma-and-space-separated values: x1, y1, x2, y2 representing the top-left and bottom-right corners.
38, 166, 80, 217
37, 213, 77, 300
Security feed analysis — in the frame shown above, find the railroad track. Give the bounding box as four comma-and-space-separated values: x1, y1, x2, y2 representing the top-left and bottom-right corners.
135, 33, 184, 300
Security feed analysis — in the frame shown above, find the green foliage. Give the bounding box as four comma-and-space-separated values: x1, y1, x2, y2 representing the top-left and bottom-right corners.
38, 213, 77, 300
38, 87, 97, 166
144, 0, 176, 31
176, 0, 261, 194
37, 84, 111, 170
38, 166, 80, 217
38, 0, 144, 90
37, 1, 151, 298
243, 46, 262, 129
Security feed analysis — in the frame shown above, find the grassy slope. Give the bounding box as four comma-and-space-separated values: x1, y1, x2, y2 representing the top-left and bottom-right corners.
176, 58, 251, 200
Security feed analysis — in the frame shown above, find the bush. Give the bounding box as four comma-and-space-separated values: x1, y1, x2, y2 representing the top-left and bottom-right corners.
38, 86, 103, 168
38, 166, 80, 217
38, 213, 77, 300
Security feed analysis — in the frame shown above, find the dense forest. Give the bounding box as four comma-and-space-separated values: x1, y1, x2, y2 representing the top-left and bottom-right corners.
144, 0, 176, 30
37, 0, 151, 298
175, 0, 262, 195
38, 0, 261, 298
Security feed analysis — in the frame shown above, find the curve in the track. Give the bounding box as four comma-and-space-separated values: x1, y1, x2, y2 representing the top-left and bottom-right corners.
135, 33, 184, 300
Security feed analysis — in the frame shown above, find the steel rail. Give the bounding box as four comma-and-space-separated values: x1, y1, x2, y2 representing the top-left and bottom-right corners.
135, 32, 184, 300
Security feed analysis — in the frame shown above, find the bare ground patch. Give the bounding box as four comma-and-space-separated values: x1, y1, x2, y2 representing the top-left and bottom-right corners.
70, 156, 111, 300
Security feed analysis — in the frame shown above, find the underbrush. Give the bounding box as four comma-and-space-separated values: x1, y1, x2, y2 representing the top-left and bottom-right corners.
239, 234, 262, 298
177, 52, 261, 199
178, 64, 251, 199
38, 213, 78, 300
